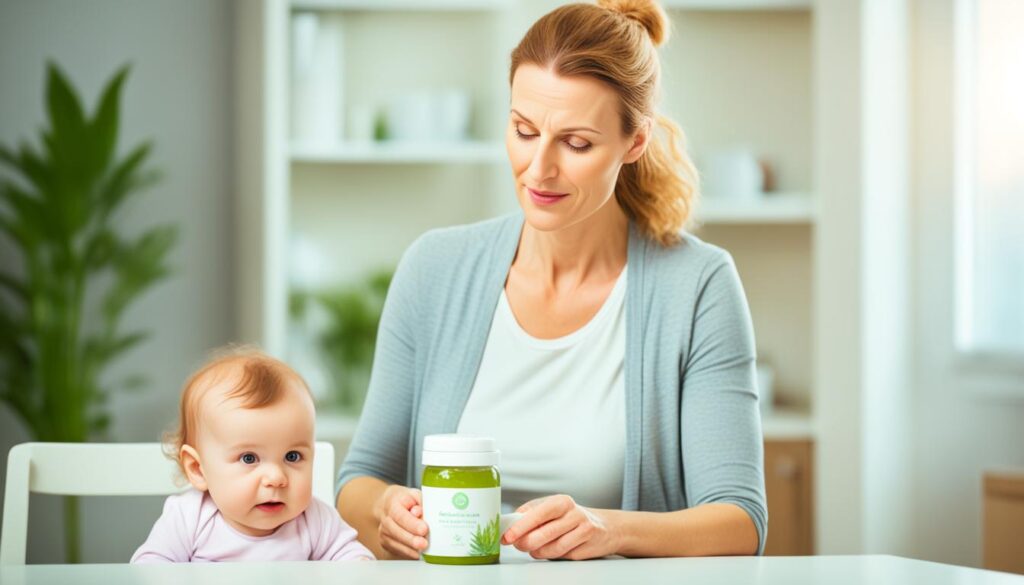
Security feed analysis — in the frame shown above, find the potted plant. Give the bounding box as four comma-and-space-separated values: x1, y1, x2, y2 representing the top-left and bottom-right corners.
291, 268, 392, 415
0, 62, 177, 563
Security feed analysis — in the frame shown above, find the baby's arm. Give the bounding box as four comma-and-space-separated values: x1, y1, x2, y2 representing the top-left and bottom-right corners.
307, 497, 375, 561
130, 492, 196, 563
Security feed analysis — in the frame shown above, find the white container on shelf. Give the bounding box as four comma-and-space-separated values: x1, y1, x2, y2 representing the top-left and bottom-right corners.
290, 12, 343, 145
387, 91, 434, 142
347, 103, 377, 143
702, 146, 764, 199
437, 89, 471, 142
385, 89, 473, 143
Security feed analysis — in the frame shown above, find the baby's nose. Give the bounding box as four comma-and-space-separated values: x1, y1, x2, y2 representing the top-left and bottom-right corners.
262, 465, 288, 487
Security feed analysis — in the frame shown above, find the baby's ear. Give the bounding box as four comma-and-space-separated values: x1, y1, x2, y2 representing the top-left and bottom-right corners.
180, 445, 208, 492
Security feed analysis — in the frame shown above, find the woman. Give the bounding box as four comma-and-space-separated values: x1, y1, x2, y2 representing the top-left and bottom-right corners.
336, 0, 766, 560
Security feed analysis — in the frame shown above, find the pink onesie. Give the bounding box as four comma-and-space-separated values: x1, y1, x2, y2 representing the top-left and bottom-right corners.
131, 489, 374, 562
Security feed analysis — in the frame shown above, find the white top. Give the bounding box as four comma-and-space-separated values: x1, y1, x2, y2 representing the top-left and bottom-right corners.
130, 490, 372, 563
457, 267, 628, 511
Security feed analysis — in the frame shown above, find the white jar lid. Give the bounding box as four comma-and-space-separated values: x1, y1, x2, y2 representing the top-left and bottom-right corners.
422, 434, 500, 467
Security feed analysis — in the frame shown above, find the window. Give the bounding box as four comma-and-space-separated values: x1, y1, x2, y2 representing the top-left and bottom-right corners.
954, 0, 1024, 360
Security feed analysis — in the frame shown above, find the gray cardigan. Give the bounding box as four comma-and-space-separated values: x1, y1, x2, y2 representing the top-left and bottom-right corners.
336, 212, 768, 555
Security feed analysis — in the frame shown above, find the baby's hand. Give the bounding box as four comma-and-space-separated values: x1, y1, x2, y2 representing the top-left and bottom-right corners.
375, 485, 427, 560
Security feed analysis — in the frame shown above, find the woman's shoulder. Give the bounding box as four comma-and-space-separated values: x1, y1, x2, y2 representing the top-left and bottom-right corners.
641, 229, 737, 287
399, 212, 520, 274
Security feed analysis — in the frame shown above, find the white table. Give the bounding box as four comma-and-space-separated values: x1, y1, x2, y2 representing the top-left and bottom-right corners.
2, 555, 1023, 585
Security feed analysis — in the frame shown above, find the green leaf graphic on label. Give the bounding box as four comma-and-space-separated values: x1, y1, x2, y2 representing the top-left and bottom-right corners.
452, 492, 470, 510
469, 514, 501, 557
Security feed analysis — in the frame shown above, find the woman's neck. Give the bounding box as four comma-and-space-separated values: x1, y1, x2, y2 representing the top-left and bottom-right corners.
513, 200, 629, 290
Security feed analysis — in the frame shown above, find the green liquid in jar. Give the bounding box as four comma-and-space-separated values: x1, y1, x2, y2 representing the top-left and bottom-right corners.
421, 465, 501, 565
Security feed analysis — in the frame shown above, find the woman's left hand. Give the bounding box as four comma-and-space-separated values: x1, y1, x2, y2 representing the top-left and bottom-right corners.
501, 495, 619, 560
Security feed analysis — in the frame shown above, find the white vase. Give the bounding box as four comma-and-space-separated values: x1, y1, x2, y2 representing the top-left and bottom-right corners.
290, 12, 343, 145
703, 147, 764, 199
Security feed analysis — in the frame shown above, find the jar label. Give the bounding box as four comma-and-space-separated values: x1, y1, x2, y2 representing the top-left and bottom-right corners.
422, 486, 501, 558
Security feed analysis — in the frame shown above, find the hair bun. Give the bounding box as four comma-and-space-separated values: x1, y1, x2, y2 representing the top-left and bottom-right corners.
598, 0, 670, 46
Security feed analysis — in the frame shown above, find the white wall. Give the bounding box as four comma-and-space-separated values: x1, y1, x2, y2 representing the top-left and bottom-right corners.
0, 0, 235, 563
910, 0, 1024, 567
815, 0, 1024, 566
814, 0, 915, 556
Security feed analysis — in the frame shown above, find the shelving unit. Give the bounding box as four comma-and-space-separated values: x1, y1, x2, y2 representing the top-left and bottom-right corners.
236, 5, 819, 542
291, 140, 507, 164
292, 0, 509, 10
663, 0, 809, 8
697, 193, 815, 224
236, 0, 817, 401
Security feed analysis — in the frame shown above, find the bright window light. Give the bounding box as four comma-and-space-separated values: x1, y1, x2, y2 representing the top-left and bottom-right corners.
955, 0, 1024, 355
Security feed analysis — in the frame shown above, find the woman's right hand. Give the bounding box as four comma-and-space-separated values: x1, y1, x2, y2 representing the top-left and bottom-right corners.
374, 484, 429, 559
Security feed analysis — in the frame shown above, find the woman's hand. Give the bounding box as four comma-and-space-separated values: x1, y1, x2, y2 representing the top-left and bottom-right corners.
502, 495, 620, 560
373, 484, 429, 560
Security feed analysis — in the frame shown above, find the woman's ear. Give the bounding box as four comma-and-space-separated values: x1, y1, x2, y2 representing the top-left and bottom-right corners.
180, 445, 208, 492
623, 116, 653, 164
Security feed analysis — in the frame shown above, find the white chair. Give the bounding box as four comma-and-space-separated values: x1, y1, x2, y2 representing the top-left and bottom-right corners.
0, 441, 336, 565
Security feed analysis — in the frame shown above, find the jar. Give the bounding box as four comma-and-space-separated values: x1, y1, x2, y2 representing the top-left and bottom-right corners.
421, 434, 501, 565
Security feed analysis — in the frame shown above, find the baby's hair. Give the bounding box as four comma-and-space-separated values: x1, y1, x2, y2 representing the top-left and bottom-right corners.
163, 344, 313, 478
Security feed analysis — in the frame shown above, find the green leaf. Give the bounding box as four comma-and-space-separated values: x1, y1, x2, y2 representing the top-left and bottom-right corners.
89, 412, 111, 434
0, 143, 51, 196
45, 62, 88, 151
82, 229, 117, 270
83, 331, 148, 369
469, 515, 501, 557
96, 142, 155, 221
0, 270, 28, 304
116, 373, 148, 393
289, 290, 310, 319
0, 182, 48, 245
90, 65, 129, 177
102, 224, 177, 325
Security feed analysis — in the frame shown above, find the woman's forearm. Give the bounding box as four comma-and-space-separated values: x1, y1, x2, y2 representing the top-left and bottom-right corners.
601, 503, 759, 557
337, 476, 390, 559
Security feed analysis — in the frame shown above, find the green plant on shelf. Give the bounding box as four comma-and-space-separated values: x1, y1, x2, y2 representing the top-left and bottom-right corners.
290, 268, 392, 414
469, 515, 501, 557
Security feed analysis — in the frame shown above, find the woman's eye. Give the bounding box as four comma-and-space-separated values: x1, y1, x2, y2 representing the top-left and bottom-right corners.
565, 138, 591, 153
514, 124, 537, 139
285, 451, 302, 463
240, 453, 258, 465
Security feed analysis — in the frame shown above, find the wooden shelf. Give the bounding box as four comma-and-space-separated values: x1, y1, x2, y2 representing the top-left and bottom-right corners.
696, 193, 815, 224
291, 140, 506, 164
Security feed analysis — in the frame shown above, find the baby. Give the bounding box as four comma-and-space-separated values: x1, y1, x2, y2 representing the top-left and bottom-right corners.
132, 347, 373, 562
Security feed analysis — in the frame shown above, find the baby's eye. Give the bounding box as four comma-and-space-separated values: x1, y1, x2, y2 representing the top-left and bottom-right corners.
285, 451, 302, 463
240, 452, 258, 465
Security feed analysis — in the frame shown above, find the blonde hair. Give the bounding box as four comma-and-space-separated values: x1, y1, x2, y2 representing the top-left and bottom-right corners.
509, 0, 699, 246
163, 345, 312, 477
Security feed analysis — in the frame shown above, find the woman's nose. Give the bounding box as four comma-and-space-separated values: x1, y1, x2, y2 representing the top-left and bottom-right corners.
526, 141, 558, 183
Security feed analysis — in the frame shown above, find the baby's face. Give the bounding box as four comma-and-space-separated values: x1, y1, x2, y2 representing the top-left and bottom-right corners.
194, 384, 315, 537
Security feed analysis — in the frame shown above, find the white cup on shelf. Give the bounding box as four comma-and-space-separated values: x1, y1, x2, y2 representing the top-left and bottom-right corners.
387, 92, 434, 142
347, 103, 376, 143
436, 89, 471, 142
703, 147, 764, 200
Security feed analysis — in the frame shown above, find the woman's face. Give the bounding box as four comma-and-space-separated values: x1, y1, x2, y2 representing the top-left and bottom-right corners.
506, 64, 648, 234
